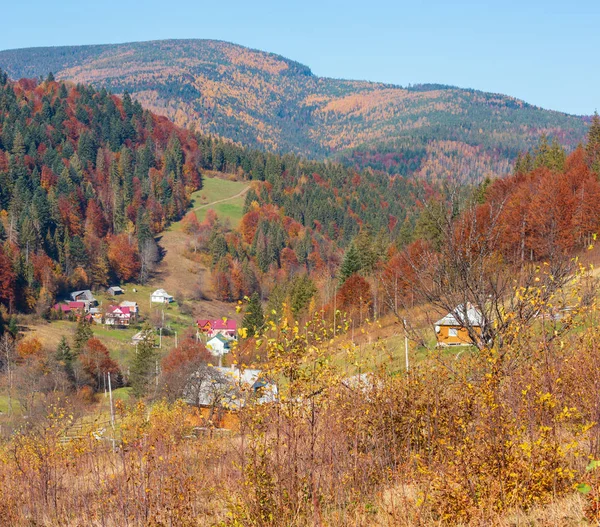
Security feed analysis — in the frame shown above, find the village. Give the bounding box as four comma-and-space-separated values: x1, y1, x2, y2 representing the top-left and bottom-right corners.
50, 285, 280, 418
49, 284, 494, 423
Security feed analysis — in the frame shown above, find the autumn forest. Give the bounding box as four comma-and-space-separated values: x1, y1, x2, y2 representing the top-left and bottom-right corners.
0, 36, 600, 526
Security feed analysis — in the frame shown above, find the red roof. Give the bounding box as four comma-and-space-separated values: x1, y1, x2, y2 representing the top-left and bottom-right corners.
197, 319, 237, 331
106, 305, 131, 315
53, 301, 85, 312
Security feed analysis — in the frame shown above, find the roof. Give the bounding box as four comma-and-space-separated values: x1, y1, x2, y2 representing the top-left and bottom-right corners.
208, 334, 230, 345
132, 330, 152, 342
53, 303, 71, 312
68, 301, 85, 309
70, 290, 95, 301
152, 289, 172, 297
119, 301, 138, 308
198, 319, 237, 330
107, 286, 124, 293
186, 366, 277, 408
106, 305, 131, 315
435, 303, 484, 327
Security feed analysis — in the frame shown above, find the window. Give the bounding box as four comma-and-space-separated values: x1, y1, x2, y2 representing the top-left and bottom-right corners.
448, 328, 458, 337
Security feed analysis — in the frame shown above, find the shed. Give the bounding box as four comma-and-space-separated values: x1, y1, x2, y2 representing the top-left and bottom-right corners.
107, 286, 124, 296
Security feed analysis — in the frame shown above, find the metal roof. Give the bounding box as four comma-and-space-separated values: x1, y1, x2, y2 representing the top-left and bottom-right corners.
435, 303, 484, 327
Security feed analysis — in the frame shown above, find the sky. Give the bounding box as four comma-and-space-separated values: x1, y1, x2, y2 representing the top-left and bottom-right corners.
0, 0, 598, 115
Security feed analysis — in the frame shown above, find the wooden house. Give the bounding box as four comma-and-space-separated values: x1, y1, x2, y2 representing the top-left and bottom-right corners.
104, 305, 132, 327
197, 319, 237, 340
434, 303, 483, 346
119, 301, 139, 318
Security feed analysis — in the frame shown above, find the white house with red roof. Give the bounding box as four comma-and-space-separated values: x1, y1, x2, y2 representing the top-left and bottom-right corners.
197, 318, 237, 340
104, 305, 132, 327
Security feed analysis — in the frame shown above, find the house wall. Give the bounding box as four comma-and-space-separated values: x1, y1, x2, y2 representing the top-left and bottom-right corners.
207, 342, 227, 355
436, 325, 480, 346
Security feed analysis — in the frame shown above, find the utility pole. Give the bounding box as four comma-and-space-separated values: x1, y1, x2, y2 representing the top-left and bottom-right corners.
159, 327, 162, 348
404, 319, 409, 372
175, 331, 178, 348
108, 372, 115, 429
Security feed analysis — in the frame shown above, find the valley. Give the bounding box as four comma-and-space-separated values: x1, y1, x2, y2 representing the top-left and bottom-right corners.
0, 35, 599, 525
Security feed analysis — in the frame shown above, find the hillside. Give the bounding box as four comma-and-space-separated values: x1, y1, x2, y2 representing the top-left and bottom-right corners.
0, 39, 590, 182
0, 72, 205, 316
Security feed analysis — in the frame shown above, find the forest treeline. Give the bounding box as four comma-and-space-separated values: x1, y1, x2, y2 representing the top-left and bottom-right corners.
0, 72, 207, 323
0, 71, 435, 331
0, 39, 589, 182
180, 116, 600, 341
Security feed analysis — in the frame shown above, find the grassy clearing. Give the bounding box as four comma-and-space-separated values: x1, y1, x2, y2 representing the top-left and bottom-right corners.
0, 396, 22, 415
189, 176, 249, 227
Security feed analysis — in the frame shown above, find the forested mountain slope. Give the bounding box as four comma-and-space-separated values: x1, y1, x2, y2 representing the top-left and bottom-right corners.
0, 71, 431, 320
0, 39, 590, 182
0, 72, 203, 314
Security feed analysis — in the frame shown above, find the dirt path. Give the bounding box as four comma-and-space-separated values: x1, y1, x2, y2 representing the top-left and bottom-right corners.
150, 188, 249, 321
192, 186, 250, 212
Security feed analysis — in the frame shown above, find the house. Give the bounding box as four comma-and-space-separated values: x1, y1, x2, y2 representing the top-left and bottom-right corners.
151, 289, 174, 304
185, 365, 277, 410
69, 290, 98, 311
107, 286, 124, 296
434, 303, 483, 346
206, 334, 231, 357
104, 305, 132, 327
197, 319, 238, 340
119, 301, 139, 318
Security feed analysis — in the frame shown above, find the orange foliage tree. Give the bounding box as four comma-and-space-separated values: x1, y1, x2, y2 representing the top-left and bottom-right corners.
107, 234, 141, 282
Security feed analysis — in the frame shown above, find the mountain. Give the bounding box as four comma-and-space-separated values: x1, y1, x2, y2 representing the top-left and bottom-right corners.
0, 73, 205, 312
0, 39, 590, 182
0, 71, 436, 317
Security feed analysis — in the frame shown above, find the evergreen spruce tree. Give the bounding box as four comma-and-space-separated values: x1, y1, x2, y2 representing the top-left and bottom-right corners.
56, 336, 74, 384
73, 317, 93, 355
339, 243, 362, 284
129, 327, 157, 398
587, 112, 600, 175
7, 316, 18, 338
242, 292, 264, 336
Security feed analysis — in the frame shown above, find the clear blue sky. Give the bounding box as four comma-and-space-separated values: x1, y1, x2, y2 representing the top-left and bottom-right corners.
0, 0, 598, 115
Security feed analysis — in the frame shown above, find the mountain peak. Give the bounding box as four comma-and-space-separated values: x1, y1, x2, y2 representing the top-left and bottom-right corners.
0, 39, 588, 181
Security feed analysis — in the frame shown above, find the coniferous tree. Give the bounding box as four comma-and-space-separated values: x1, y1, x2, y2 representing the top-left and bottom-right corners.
56, 336, 74, 384
242, 292, 264, 336
339, 243, 362, 284
129, 327, 157, 398
587, 112, 600, 175
73, 318, 93, 355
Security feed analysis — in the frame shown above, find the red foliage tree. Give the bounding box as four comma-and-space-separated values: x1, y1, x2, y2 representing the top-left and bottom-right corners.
162, 337, 211, 374
0, 245, 16, 311
107, 234, 141, 282
337, 273, 372, 325
79, 338, 121, 390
